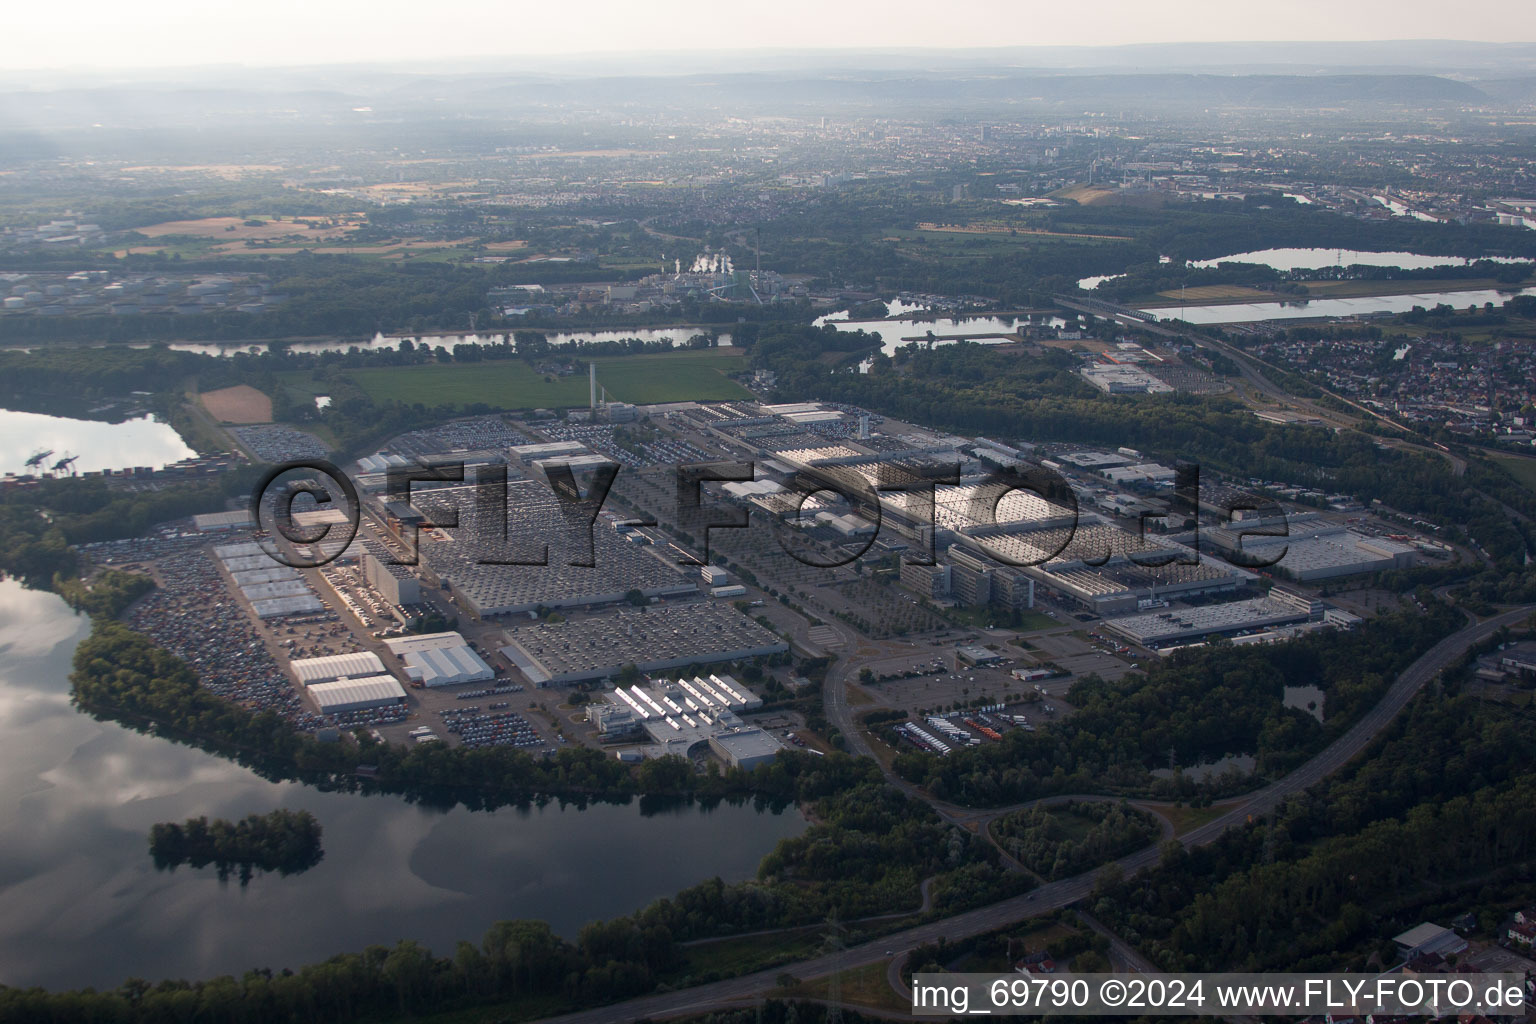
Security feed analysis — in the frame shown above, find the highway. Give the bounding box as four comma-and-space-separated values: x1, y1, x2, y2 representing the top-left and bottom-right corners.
531, 604, 1534, 1024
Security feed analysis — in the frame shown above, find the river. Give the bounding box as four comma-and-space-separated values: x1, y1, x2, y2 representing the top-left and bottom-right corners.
0, 579, 804, 990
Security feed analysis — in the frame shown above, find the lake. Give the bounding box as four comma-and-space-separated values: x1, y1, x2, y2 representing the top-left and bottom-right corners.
0, 409, 195, 476
1187, 248, 1531, 272
816, 310, 1066, 355
1283, 685, 1325, 723
0, 579, 805, 990
1146, 286, 1536, 325
1079, 248, 1530, 292
160, 328, 735, 358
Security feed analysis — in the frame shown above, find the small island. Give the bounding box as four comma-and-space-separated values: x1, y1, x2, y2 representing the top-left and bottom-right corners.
148, 809, 324, 885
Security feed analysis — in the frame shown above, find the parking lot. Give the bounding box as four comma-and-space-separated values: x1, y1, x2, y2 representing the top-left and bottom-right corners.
1025, 632, 1139, 681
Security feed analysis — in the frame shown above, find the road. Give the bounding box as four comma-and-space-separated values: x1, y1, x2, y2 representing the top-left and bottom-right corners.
531, 604, 1534, 1024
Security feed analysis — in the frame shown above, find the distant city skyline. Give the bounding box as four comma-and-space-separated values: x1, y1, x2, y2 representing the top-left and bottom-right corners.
5, 0, 1536, 72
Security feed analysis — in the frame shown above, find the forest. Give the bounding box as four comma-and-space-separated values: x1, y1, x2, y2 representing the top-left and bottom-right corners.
991, 800, 1164, 881
1093, 679, 1536, 974
890, 600, 1464, 806
148, 810, 324, 885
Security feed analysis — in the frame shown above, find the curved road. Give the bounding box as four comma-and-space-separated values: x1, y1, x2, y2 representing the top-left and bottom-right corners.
531, 604, 1534, 1024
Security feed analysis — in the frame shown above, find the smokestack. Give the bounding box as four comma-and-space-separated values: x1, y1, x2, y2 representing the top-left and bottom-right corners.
590, 363, 597, 410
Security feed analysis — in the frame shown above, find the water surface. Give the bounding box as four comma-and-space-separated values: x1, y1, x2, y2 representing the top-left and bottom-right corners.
0, 580, 804, 990
0, 409, 195, 475
1147, 286, 1536, 325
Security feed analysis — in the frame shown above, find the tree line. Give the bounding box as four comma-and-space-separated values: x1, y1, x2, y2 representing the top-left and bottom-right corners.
148, 810, 323, 885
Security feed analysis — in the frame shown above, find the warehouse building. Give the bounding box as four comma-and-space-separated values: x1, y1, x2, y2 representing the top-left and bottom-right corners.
222, 554, 274, 573
499, 602, 787, 685
709, 728, 785, 771
383, 632, 495, 687
194, 509, 254, 532
230, 566, 299, 587
241, 579, 312, 602
251, 596, 325, 618
1102, 596, 1314, 646
1208, 520, 1416, 581
308, 675, 408, 715
290, 651, 388, 685
510, 440, 588, 463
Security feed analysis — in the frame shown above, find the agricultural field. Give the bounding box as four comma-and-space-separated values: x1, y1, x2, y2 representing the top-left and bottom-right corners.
113, 215, 361, 256
1153, 284, 1276, 301
912, 221, 1133, 241
198, 384, 272, 424
336, 349, 750, 409
1491, 452, 1536, 496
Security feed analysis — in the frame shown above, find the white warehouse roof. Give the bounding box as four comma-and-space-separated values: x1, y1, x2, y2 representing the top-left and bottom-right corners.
291, 651, 387, 685
194, 510, 254, 531
402, 646, 494, 687
383, 631, 471, 655
309, 675, 407, 714
251, 596, 325, 619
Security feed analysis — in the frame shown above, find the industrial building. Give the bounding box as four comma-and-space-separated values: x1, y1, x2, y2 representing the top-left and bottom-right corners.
193, 509, 254, 531
363, 541, 421, 606
211, 540, 328, 618
251, 596, 326, 618
593, 673, 777, 767
1208, 517, 1416, 581
1102, 595, 1315, 646
1393, 923, 1468, 959
510, 440, 588, 463
499, 602, 787, 685
308, 675, 408, 715
1079, 364, 1173, 394
290, 651, 388, 685
411, 480, 697, 616
241, 580, 311, 601
230, 566, 298, 586
588, 703, 640, 736
955, 645, 1004, 667
382, 631, 493, 687
959, 520, 1247, 617
709, 728, 785, 770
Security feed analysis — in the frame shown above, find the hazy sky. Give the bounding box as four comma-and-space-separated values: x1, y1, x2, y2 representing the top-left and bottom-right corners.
7, 0, 1535, 71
